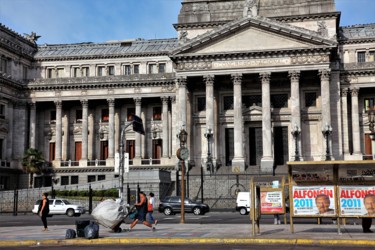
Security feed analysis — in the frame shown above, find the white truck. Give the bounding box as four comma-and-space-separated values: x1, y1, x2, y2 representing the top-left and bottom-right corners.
32, 199, 86, 217
235, 192, 251, 215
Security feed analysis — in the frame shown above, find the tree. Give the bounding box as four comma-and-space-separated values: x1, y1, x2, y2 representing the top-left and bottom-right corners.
22, 148, 45, 188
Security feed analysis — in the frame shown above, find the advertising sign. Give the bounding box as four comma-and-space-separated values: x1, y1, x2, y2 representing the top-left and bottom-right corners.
261, 190, 283, 213
339, 186, 375, 217
292, 186, 336, 216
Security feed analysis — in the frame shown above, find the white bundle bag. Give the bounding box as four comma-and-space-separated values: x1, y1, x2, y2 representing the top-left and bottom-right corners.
91, 199, 127, 229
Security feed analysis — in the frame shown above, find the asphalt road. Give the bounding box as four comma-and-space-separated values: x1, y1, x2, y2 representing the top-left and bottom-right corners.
0, 211, 363, 227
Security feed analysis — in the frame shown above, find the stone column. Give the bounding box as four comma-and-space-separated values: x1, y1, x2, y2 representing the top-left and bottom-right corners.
108, 99, 115, 159
81, 100, 88, 163
319, 69, 332, 159
176, 77, 187, 128
134, 97, 142, 162
351, 88, 362, 157
54, 100, 62, 164
171, 96, 177, 157
115, 112, 120, 153
29, 102, 36, 149
341, 88, 350, 157
88, 113, 94, 160
289, 71, 302, 160
6, 101, 14, 160
161, 96, 169, 158
62, 114, 69, 161
260, 72, 274, 173
231, 73, 245, 172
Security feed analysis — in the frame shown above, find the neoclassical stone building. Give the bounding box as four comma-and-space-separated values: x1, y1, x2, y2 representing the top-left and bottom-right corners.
0, 0, 375, 193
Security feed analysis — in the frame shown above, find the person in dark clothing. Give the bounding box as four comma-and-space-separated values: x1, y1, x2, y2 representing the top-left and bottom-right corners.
37, 192, 50, 231
129, 191, 154, 231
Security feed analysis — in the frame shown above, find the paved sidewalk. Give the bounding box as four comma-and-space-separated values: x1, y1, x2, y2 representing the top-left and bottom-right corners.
0, 223, 375, 247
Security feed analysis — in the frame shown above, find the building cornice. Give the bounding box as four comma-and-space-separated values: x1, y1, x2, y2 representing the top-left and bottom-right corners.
273, 12, 341, 23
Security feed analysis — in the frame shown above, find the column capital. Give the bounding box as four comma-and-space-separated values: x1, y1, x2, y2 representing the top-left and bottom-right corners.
203, 75, 214, 86
318, 69, 331, 81
134, 97, 142, 106
288, 70, 300, 81
231, 73, 242, 85
341, 88, 349, 97
54, 100, 62, 108
28, 102, 36, 109
81, 99, 89, 107
171, 96, 176, 103
259, 72, 271, 83
107, 98, 115, 107
161, 96, 169, 105
351, 88, 359, 97
176, 77, 187, 87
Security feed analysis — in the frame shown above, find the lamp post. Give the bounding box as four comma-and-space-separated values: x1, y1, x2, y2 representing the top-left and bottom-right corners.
368, 108, 375, 159
322, 123, 333, 161
204, 128, 214, 175
176, 128, 188, 224
291, 123, 301, 161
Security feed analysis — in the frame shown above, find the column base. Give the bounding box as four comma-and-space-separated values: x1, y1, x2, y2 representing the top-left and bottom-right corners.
106, 158, 115, 167
231, 157, 245, 173
52, 159, 61, 168
132, 157, 142, 165
261, 157, 274, 174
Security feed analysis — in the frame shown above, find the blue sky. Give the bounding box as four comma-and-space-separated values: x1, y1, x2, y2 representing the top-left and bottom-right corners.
0, 0, 374, 45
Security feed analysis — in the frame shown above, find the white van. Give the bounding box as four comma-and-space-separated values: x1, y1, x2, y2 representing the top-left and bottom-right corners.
235, 192, 250, 215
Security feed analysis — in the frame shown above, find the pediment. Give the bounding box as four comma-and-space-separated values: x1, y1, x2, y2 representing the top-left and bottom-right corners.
243, 105, 262, 115
172, 16, 337, 56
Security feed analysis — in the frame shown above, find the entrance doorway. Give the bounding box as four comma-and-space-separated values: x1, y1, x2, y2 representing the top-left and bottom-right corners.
273, 127, 289, 165
249, 127, 263, 166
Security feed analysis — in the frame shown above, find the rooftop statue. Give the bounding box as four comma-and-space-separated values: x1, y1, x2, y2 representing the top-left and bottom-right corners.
24, 31, 41, 44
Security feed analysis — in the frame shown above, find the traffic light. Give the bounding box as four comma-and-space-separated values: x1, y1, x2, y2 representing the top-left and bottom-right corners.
130, 114, 145, 135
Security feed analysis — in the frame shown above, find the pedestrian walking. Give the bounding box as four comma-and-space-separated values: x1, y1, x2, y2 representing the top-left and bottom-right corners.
147, 192, 158, 227
129, 191, 154, 231
38, 192, 50, 231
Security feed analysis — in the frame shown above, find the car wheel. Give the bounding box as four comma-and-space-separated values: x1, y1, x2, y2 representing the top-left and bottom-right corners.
163, 207, 173, 216
193, 207, 202, 215
239, 207, 248, 215
66, 209, 75, 217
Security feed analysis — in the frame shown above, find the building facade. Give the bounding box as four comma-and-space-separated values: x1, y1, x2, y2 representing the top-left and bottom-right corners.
0, 0, 375, 195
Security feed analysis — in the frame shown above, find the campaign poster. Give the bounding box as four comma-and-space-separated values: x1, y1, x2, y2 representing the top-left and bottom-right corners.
292, 186, 336, 216
339, 186, 375, 217
261, 190, 283, 213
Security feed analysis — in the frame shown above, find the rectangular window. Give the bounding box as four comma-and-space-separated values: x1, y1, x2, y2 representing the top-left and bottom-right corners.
57, 68, 64, 78
153, 107, 162, 120
0, 139, 3, 159
108, 66, 115, 75
61, 176, 69, 185
23, 66, 28, 80
364, 98, 375, 111
158, 63, 166, 73
98, 175, 106, 181
98, 66, 105, 76
76, 110, 82, 123
82, 67, 89, 77
271, 94, 288, 108
124, 65, 131, 75
71, 176, 79, 185
127, 108, 135, 121
148, 63, 157, 74
358, 51, 366, 63
101, 109, 109, 122
223, 96, 234, 110
305, 92, 317, 107
369, 51, 375, 62
133, 64, 139, 74
0, 57, 8, 74
197, 97, 206, 112
47, 68, 54, 78
243, 95, 262, 108
73, 67, 80, 77
88, 175, 96, 183
0, 104, 5, 118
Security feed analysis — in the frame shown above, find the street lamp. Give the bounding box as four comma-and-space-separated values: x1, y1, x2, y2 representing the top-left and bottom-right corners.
291, 123, 301, 161
322, 123, 333, 161
176, 128, 188, 224
204, 128, 214, 174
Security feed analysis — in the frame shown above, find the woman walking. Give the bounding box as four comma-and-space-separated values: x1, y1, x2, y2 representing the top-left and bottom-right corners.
38, 192, 50, 231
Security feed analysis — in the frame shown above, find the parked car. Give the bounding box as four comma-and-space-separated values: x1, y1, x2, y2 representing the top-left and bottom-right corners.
32, 199, 86, 217
158, 196, 210, 216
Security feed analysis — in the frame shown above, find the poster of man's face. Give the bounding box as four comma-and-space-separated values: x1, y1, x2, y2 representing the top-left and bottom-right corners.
364, 194, 375, 216
315, 194, 332, 214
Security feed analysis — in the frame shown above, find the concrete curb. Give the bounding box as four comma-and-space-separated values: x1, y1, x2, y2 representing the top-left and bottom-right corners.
1, 238, 375, 247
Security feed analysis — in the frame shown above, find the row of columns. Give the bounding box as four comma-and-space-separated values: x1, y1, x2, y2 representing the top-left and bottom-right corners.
176, 69, 333, 172
28, 97, 172, 166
